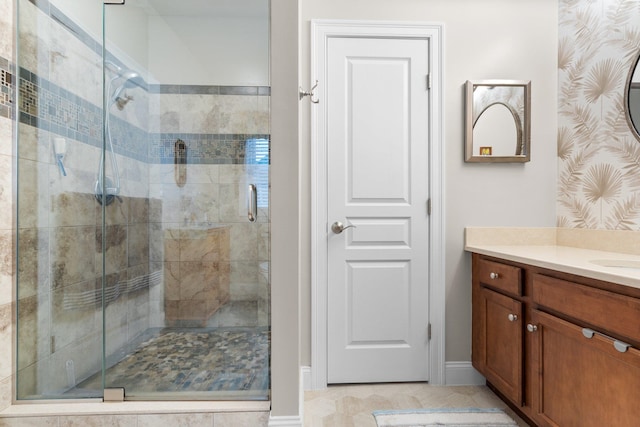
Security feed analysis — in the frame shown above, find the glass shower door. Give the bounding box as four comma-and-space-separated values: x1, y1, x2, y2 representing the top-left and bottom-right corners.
98, 0, 271, 401
15, 0, 106, 399
15, 0, 270, 402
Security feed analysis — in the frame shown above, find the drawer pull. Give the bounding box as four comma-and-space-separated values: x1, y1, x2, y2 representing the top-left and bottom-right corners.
614, 340, 631, 353
582, 328, 595, 339
489, 272, 500, 279
582, 328, 632, 353
527, 324, 538, 332
508, 313, 518, 322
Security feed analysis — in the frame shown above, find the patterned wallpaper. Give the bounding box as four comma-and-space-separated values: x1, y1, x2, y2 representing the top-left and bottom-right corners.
558, 0, 640, 230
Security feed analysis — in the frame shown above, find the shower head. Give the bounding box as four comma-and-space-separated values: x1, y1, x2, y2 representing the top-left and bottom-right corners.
110, 69, 140, 107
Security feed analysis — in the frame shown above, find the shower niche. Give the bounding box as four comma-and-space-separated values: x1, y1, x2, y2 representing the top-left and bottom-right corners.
15, 0, 270, 401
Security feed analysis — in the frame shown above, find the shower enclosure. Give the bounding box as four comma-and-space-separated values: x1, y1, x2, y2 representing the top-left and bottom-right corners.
15, 0, 270, 401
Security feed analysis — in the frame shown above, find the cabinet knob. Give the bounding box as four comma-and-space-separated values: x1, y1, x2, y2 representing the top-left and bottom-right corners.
489, 272, 500, 279
527, 324, 538, 332
508, 313, 518, 322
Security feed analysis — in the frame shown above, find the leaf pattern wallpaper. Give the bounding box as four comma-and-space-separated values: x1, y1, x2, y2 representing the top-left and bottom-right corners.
558, 0, 640, 230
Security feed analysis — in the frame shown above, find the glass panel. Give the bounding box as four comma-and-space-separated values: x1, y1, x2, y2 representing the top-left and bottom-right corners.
98, 0, 270, 400
16, 0, 104, 399
15, 0, 270, 402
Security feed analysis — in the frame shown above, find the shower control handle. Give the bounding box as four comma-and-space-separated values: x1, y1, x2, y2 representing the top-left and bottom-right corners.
248, 184, 257, 222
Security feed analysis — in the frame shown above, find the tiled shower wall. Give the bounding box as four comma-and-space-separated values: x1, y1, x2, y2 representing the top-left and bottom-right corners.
0, 0, 270, 410
558, 0, 640, 230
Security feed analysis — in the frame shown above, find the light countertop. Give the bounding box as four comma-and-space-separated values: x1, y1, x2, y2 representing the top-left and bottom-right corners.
465, 227, 640, 290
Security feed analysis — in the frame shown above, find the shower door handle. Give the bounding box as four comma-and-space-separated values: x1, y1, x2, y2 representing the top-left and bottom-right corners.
248, 184, 257, 222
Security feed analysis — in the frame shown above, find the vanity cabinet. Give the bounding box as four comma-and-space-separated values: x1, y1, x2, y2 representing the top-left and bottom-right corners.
472, 258, 524, 406
471, 253, 640, 427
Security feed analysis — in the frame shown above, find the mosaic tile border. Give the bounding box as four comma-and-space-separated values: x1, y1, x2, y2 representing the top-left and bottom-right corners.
18, 65, 104, 147
150, 133, 270, 165
150, 85, 270, 96
0, 57, 14, 120
7, 51, 270, 165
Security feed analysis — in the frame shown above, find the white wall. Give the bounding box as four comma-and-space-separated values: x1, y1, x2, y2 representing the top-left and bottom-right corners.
299, 0, 558, 367
148, 15, 269, 85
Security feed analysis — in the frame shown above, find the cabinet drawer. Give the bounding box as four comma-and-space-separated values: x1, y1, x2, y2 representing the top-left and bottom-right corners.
532, 273, 640, 343
477, 258, 522, 297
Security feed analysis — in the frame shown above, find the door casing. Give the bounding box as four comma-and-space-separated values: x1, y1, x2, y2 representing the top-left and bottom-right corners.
310, 19, 445, 389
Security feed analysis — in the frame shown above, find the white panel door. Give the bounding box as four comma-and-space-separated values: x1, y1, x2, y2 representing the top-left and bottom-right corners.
327, 36, 430, 383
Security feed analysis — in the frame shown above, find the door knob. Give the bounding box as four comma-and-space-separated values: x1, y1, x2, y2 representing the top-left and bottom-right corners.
331, 221, 356, 234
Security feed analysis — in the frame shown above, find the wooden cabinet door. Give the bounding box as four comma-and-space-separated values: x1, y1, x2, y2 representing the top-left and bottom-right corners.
473, 286, 523, 405
530, 310, 640, 427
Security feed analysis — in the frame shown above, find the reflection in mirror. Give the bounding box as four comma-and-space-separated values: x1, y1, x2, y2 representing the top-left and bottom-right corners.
473, 104, 519, 156
465, 80, 531, 163
626, 53, 640, 141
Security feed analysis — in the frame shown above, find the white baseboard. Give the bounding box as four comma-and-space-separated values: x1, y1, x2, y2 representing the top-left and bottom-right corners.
268, 415, 303, 427
445, 361, 485, 385
301, 365, 312, 391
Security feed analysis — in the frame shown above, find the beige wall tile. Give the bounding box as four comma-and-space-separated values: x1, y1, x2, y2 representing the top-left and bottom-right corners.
0, 154, 13, 230
0, 373, 11, 412
214, 411, 269, 427
137, 413, 214, 427
0, 117, 12, 158
0, 0, 12, 61
0, 417, 59, 427
0, 302, 11, 380
16, 158, 49, 229
0, 230, 13, 306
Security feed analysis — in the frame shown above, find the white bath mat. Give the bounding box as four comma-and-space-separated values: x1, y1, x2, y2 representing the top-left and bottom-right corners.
372, 407, 519, 427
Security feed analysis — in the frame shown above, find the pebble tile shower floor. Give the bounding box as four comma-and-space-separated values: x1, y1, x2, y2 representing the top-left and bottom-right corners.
73, 327, 270, 398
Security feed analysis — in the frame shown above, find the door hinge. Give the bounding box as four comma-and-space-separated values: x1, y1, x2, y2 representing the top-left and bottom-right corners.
426, 73, 431, 90
426, 198, 431, 215
427, 323, 432, 340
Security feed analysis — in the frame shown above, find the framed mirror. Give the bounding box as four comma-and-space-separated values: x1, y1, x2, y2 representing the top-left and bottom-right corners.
625, 52, 640, 142
465, 80, 531, 163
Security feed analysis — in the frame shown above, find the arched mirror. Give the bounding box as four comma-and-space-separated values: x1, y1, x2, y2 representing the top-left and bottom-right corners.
465, 80, 531, 163
626, 53, 640, 141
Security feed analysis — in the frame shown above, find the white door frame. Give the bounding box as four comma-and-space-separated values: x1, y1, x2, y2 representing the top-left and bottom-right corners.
310, 19, 446, 389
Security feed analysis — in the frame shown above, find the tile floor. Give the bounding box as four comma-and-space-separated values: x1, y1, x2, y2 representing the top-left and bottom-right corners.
304, 383, 531, 427
76, 327, 270, 398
